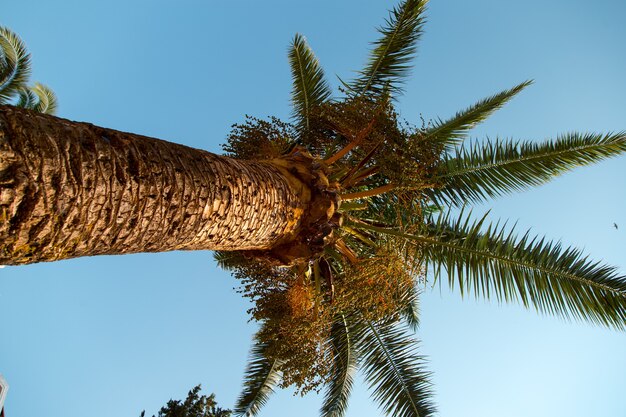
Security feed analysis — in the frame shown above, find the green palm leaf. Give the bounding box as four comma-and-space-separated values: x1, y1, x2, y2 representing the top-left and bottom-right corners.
352, 317, 434, 417
429, 132, 626, 206
18, 82, 58, 115
424, 80, 531, 151
418, 209, 626, 329
213, 251, 247, 271
320, 314, 358, 417
0, 26, 32, 103
350, 0, 428, 97
16, 86, 36, 108
30, 82, 58, 114
399, 284, 421, 331
289, 33, 332, 133
234, 334, 282, 417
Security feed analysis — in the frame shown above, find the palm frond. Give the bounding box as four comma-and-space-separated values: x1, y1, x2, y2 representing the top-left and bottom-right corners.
16, 86, 36, 108
17, 82, 58, 114
234, 334, 282, 417
352, 317, 434, 417
428, 132, 626, 206
424, 80, 531, 151
399, 284, 421, 331
320, 314, 358, 417
417, 209, 626, 329
30, 82, 58, 114
289, 33, 331, 132
213, 250, 248, 271
0, 26, 32, 103
350, 0, 428, 97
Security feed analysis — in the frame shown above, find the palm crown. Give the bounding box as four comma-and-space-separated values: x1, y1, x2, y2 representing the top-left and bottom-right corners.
0, 26, 57, 114
217, 1, 626, 416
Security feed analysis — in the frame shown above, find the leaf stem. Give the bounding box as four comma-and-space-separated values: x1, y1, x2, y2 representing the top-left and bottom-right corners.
342, 183, 396, 201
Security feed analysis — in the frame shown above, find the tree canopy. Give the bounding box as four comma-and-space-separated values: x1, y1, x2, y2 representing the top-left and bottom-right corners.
140, 385, 231, 417
218, 1, 626, 416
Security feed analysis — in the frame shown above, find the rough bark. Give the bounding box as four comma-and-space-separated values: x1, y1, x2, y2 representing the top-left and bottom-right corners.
0, 105, 323, 265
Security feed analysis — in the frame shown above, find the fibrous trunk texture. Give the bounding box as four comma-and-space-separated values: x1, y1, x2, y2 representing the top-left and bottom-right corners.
0, 105, 312, 265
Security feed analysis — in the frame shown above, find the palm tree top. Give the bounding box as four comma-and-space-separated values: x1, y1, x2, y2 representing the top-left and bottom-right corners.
218, 0, 626, 416
0, 26, 57, 114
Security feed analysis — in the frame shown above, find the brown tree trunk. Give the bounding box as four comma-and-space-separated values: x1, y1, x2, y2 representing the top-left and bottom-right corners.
0, 105, 315, 265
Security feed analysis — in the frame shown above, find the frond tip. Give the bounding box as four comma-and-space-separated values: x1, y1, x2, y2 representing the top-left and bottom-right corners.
429, 132, 626, 206
0, 26, 57, 113
234, 335, 282, 417
0, 26, 32, 103
350, 0, 429, 97
321, 314, 358, 417
289, 33, 331, 133
421, 209, 626, 329
424, 80, 532, 150
18, 82, 58, 114
354, 318, 435, 417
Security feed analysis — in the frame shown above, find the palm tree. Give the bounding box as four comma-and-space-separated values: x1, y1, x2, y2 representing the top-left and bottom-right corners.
0, 26, 57, 114
221, 1, 626, 417
1, 3, 625, 417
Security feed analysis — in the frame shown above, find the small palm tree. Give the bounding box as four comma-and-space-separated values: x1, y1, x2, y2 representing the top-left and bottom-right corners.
0, 26, 57, 114
220, 1, 626, 416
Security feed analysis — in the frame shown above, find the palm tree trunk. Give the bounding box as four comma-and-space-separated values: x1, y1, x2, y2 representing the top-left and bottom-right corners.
0, 105, 322, 265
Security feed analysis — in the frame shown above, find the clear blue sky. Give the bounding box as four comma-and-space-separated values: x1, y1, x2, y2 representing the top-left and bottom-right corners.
2, 1, 626, 416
